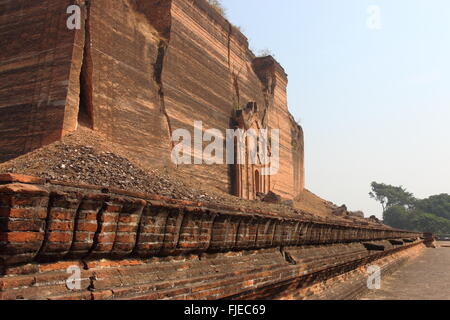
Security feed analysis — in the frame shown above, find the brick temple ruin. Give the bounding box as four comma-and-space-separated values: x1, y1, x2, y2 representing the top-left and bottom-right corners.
0, 0, 304, 201
0, 0, 429, 300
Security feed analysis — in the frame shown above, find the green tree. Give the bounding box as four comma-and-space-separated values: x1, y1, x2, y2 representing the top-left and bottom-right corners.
369, 183, 450, 235
383, 205, 411, 230
409, 211, 450, 234
415, 194, 450, 220
369, 182, 415, 213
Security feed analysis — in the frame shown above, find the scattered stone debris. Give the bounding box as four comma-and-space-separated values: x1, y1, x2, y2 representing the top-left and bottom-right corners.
0, 131, 305, 218
262, 191, 282, 204
0, 129, 385, 226
332, 205, 348, 217
369, 215, 382, 224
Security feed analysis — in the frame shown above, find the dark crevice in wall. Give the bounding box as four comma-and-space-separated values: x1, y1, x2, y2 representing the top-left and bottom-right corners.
261, 93, 270, 127
226, 22, 244, 194
36, 193, 56, 261
280, 247, 297, 265
78, 1, 94, 129
132, 207, 146, 257
232, 72, 241, 109
154, 40, 174, 151
87, 203, 107, 257
66, 200, 83, 258
87, 273, 96, 291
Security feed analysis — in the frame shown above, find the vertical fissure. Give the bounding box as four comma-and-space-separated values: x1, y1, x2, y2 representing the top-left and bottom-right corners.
78, 1, 94, 129
232, 72, 241, 109
154, 40, 174, 150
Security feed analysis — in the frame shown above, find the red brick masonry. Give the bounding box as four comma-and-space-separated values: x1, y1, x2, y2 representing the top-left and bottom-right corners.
0, 174, 423, 300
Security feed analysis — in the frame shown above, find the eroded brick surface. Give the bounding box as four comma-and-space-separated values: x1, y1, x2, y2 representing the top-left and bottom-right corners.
0, 0, 304, 200
0, 177, 424, 300
0, 0, 428, 300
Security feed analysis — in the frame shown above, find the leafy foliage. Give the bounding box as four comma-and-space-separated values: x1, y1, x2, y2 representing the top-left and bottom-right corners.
415, 194, 450, 220
369, 182, 415, 212
383, 205, 411, 229
370, 182, 450, 235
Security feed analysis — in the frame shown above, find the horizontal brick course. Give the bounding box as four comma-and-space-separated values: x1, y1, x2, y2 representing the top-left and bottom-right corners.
0, 174, 424, 300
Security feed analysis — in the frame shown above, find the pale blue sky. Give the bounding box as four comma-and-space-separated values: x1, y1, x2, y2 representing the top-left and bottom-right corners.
225, 0, 450, 218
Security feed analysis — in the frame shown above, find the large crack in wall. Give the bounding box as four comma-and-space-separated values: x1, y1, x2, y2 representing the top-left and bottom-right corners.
153, 39, 174, 150
77, 1, 94, 129
133, 0, 175, 154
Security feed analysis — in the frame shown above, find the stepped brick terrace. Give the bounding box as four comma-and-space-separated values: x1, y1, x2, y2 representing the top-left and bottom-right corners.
0, 173, 424, 299
0, 0, 437, 300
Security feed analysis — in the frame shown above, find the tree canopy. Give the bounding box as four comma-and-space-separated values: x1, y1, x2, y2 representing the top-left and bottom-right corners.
369, 182, 415, 212
369, 182, 450, 235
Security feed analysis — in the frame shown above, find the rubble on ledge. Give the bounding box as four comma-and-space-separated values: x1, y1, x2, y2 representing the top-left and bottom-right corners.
0, 128, 381, 227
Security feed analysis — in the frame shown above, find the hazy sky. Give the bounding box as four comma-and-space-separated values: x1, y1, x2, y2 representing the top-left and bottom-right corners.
225, 0, 450, 219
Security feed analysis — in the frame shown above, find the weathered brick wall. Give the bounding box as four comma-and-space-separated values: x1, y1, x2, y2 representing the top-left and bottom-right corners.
0, 174, 423, 300
0, 0, 81, 162
78, 0, 172, 164
162, 0, 304, 198
0, 0, 305, 200
253, 57, 304, 198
